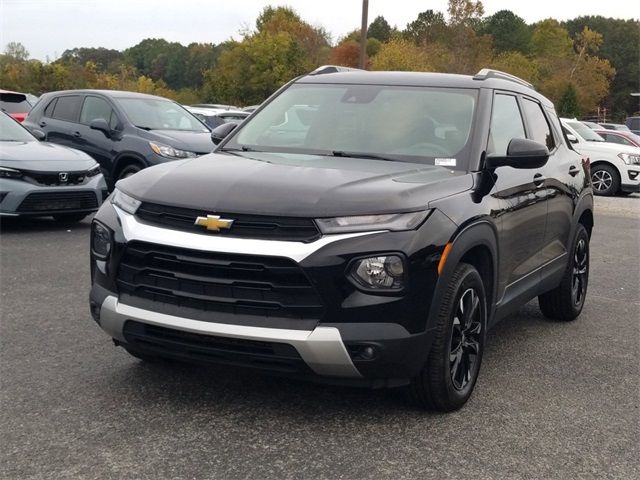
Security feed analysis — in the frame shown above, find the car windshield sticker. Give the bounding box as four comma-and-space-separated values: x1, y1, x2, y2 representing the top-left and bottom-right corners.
435, 158, 457, 166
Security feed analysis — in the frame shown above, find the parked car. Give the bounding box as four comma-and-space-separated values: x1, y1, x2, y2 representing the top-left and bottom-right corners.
190, 103, 239, 110
0, 111, 107, 222
184, 106, 249, 130
626, 116, 640, 135
0, 89, 35, 122
561, 118, 640, 195
242, 105, 260, 113
594, 129, 640, 148
90, 67, 594, 412
581, 120, 603, 130
598, 122, 632, 132
24, 90, 214, 188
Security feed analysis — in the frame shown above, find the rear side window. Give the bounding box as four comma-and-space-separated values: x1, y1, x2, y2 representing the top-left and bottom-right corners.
602, 133, 632, 146
80, 96, 115, 126
489, 94, 525, 155
51, 95, 82, 122
522, 98, 555, 150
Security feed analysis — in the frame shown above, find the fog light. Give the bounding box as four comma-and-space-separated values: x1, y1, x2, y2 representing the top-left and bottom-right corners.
91, 221, 112, 259
350, 255, 405, 290
629, 170, 639, 180
347, 344, 378, 360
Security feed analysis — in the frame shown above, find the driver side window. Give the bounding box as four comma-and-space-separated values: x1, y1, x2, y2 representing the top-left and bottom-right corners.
489, 94, 525, 155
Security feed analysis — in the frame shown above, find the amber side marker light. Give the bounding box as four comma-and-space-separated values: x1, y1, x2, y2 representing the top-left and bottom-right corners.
438, 242, 453, 275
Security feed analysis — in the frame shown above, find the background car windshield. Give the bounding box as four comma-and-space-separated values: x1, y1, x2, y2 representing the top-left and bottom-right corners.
116, 98, 208, 132
567, 121, 604, 141
231, 84, 477, 170
0, 113, 36, 142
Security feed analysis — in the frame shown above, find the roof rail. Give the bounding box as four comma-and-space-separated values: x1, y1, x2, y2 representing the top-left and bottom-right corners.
308, 65, 365, 75
473, 68, 533, 89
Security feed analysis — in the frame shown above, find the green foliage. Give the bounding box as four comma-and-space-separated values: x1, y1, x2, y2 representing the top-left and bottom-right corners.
479, 10, 530, 53
404, 10, 448, 44
368, 16, 392, 42
557, 83, 581, 117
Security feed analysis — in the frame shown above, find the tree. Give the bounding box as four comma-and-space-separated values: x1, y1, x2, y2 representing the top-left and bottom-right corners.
479, 10, 530, 54
447, 0, 484, 28
404, 10, 448, 45
557, 83, 581, 117
368, 16, 392, 42
370, 39, 432, 71
329, 40, 360, 68
4, 42, 29, 61
530, 19, 573, 61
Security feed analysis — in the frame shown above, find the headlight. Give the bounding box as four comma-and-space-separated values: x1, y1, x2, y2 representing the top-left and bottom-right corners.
91, 221, 112, 259
316, 211, 429, 234
110, 188, 141, 214
350, 255, 405, 290
0, 166, 22, 179
86, 164, 102, 177
618, 153, 640, 165
149, 141, 197, 159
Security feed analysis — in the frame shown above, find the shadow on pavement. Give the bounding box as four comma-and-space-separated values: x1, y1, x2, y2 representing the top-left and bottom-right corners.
0, 215, 92, 234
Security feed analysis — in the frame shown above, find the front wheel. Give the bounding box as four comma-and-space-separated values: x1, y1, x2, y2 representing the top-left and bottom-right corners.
590, 164, 620, 196
538, 224, 589, 321
117, 164, 143, 181
409, 263, 486, 412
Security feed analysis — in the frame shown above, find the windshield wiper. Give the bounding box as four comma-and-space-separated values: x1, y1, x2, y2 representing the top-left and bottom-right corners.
327, 150, 396, 162
220, 145, 261, 152
135, 125, 153, 131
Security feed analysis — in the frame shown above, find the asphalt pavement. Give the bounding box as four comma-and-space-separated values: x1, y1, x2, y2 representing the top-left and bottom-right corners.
1, 195, 639, 480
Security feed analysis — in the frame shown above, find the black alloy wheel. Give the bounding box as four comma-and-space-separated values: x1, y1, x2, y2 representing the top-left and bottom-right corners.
449, 287, 483, 391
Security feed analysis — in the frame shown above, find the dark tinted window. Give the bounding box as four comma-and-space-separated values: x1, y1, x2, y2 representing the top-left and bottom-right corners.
43, 98, 57, 117
52, 95, 82, 122
0, 92, 32, 113
80, 96, 113, 125
489, 94, 525, 155
522, 98, 555, 150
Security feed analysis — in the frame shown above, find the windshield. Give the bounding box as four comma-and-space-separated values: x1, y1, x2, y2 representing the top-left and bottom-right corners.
116, 97, 209, 132
567, 121, 604, 142
225, 84, 478, 171
0, 112, 36, 142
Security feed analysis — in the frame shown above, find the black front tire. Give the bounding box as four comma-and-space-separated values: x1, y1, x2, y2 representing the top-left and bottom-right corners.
53, 213, 87, 223
409, 263, 487, 412
117, 164, 142, 181
590, 164, 620, 196
538, 224, 589, 321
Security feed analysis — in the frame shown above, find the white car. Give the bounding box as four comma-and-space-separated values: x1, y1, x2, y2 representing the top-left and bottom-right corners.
184, 106, 249, 130
561, 118, 640, 196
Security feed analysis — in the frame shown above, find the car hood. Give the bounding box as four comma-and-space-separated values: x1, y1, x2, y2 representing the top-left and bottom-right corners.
117, 151, 473, 217
141, 129, 214, 155
0, 140, 97, 171
571, 140, 640, 156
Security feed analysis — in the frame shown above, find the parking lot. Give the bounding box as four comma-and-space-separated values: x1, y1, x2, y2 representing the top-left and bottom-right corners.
1, 195, 638, 479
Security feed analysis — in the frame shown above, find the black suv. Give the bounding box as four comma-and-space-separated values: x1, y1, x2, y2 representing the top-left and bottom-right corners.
24, 90, 214, 187
89, 67, 594, 411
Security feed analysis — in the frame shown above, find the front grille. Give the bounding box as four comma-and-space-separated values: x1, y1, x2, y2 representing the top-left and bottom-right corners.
117, 241, 324, 320
24, 170, 89, 186
123, 321, 308, 373
135, 202, 321, 242
16, 190, 98, 212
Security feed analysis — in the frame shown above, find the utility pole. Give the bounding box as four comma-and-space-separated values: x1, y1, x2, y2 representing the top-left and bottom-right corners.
359, 0, 369, 69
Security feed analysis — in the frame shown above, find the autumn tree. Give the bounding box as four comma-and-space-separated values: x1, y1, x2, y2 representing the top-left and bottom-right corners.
370, 39, 432, 71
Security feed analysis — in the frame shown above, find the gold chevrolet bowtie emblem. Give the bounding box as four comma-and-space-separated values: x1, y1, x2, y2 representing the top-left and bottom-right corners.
194, 214, 234, 231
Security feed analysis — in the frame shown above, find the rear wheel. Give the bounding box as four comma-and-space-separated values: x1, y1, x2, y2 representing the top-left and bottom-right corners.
409, 263, 486, 412
538, 224, 589, 321
53, 213, 87, 223
590, 164, 620, 196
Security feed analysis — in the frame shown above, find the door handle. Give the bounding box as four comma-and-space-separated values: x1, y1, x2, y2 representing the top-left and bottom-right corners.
533, 173, 545, 187
72, 131, 81, 138
39, 121, 46, 127
568, 165, 579, 177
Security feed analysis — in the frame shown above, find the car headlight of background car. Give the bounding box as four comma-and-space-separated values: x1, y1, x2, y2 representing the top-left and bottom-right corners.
86, 164, 102, 177
149, 141, 197, 159
0, 166, 23, 179
110, 188, 141, 214
618, 153, 640, 165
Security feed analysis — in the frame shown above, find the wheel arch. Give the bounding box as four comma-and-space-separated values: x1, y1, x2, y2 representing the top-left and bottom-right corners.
113, 153, 148, 183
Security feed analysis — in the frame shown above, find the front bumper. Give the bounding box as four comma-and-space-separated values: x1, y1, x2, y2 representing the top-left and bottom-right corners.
90, 203, 455, 386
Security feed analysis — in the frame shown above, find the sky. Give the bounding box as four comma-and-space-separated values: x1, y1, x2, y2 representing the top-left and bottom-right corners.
1, 0, 638, 61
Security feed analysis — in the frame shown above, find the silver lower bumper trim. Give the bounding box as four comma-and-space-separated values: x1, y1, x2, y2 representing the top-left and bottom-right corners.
99, 296, 361, 378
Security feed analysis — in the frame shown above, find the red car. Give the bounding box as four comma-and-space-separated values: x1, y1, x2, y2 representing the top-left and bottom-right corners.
595, 129, 640, 148
0, 89, 35, 122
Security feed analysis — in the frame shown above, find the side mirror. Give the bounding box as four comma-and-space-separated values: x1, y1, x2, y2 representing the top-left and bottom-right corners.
211, 123, 237, 145
31, 129, 46, 141
566, 133, 578, 143
90, 118, 111, 137
485, 138, 549, 169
